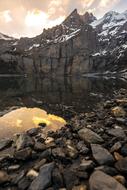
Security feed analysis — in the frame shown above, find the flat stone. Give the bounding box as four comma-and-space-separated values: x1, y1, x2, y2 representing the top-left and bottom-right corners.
29, 162, 54, 190
91, 144, 114, 165
78, 128, 103, 144
79, 160, 94, 171
95, 165, 118, 176
8, 164, 20, 171
115, 157, 127, 173
89, 171, 126, 190
107, 128, 126, 139
0, 138, 12, 151
14, 147, 32, 160
15, 133, 34, 150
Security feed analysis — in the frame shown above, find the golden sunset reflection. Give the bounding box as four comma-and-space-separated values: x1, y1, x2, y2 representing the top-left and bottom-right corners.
0, 107, 66, 138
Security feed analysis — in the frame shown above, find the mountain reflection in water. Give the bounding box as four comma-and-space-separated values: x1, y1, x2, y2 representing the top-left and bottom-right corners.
0, 76, 126, 117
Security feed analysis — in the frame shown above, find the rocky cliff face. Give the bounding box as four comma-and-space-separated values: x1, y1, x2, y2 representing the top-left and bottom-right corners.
0, 9, 127, 75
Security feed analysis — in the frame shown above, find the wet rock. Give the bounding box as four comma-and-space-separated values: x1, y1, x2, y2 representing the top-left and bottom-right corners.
29, 162, 55, 190
79, 160, 94, 171
0, 138, 12, 151
110, 142, 122, 153
91, 144, 114, 165
107, 128, 126, 139
111, 106, 126, 117
89, 170, 126, 190
15, 133, 34, 150
0, 170, 10, 184
116, 118, 127, 125
78, 128, 103, 144
95, 165, 118, 176
33, 159, 47, 171
115, 157, 127, 173
14, 147, 32, 160
76, 141, 89, 154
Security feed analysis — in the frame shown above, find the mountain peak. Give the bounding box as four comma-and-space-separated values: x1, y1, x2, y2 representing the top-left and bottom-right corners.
63, 8, 83, 29
81, 12, 97, 24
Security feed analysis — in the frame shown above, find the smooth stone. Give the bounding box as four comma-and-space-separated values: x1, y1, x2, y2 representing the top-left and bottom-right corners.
115, 157, 127, 173
110, 142, 122, 153
91, 144, 114, 165
33, 159, 47, 171
89, 171, 126, 190
29, 162, 55, 190
0, 138, 12, 151
0, 170, 10, 184
78, 128, 103, 144
66, 140, 78, 159
95, 165, 118, 176
15, 133, 34, 150
8, 164, 20, 171
79, 160, 94, 171
107, 128, 126, 139
14, 147, 32, 160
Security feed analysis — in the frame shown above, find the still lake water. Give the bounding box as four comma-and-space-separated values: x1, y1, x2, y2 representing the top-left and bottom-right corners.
0, 75, 127, 118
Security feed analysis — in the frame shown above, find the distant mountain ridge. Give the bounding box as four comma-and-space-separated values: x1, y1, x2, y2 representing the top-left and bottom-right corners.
0, 9, 126, 75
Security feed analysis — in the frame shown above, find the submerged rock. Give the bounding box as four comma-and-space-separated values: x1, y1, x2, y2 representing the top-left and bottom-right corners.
78, 128, 103, 144
89, 171, 126, 190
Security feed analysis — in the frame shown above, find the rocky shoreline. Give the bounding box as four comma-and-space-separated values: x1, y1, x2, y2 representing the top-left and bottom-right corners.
0, 88, 127, 190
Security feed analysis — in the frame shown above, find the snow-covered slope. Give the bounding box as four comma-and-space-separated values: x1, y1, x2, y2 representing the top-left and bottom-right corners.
0, 33, 15, 41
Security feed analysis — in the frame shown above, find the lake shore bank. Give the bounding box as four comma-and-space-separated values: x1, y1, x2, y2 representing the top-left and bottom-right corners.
0, 88, 127, 190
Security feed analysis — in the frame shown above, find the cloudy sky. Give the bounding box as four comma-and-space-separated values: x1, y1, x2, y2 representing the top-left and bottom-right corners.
0, 0, 126, 38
